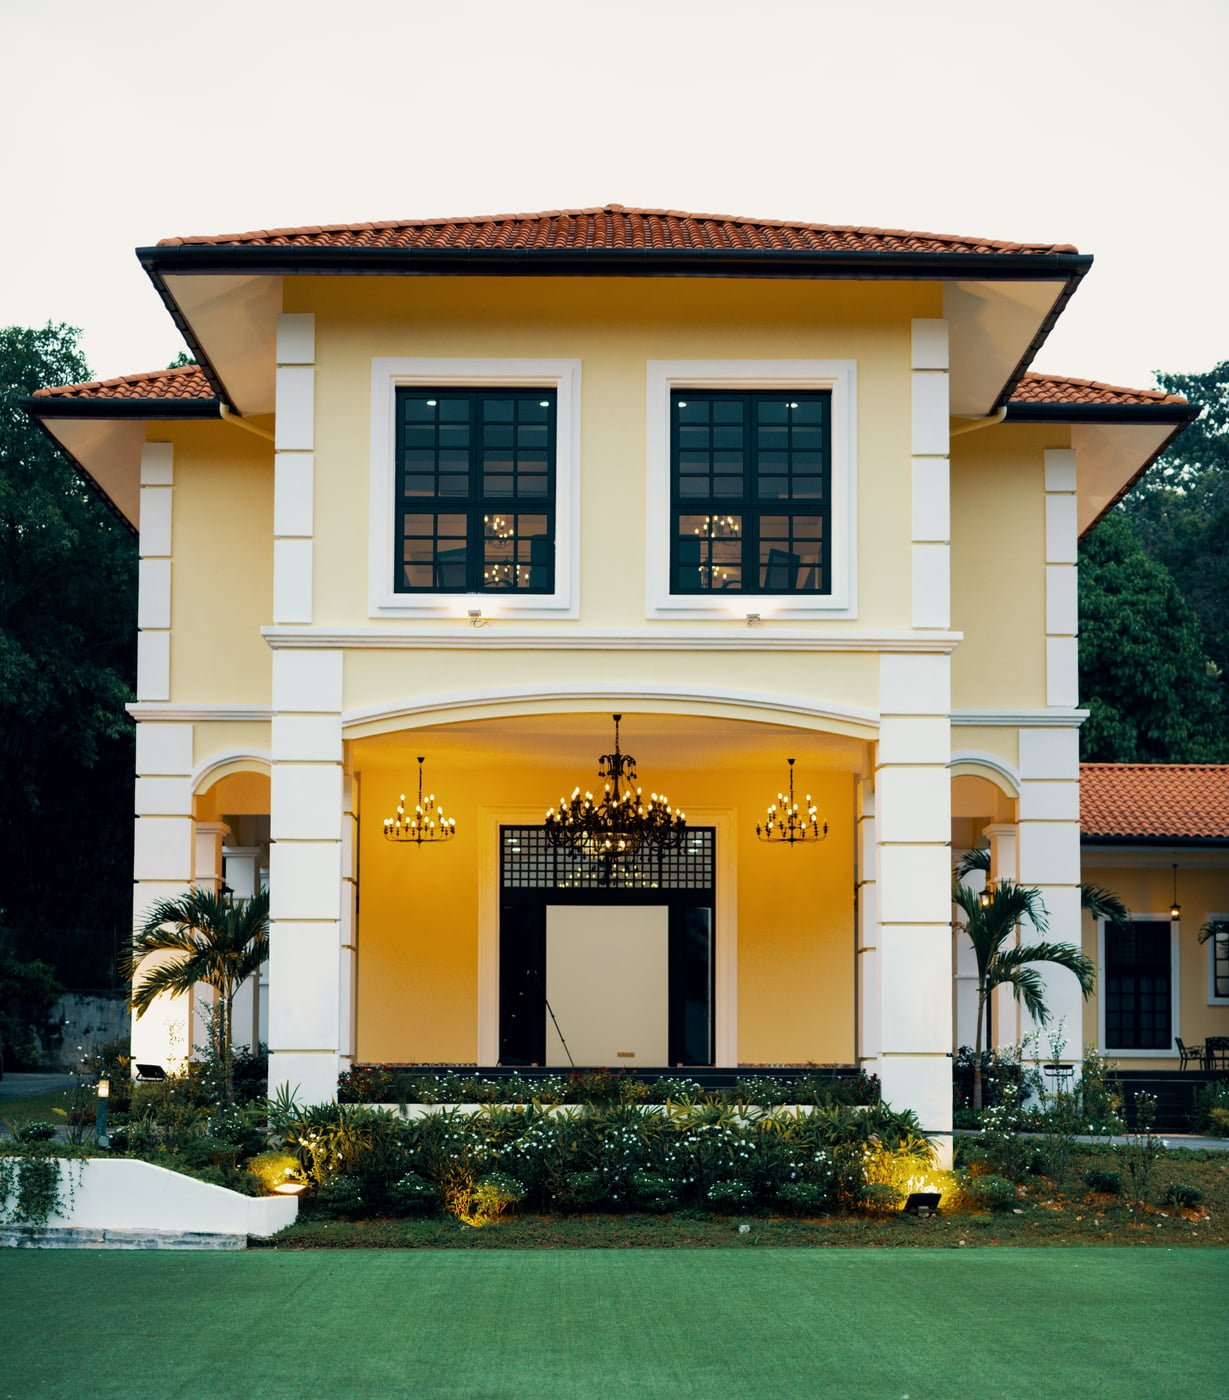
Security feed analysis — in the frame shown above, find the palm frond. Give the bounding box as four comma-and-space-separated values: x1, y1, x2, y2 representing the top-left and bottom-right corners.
1081, 883, 1132, 931
1002, 941, 1096, 996
1199, 918, 1229, 946
987, 964, 1049, 1024
955, 847, 991, 879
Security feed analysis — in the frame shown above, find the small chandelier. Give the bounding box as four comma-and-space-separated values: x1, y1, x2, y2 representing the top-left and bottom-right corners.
384, 757, 456, 845
756, 758, 828, 846
544, 715, 687, 863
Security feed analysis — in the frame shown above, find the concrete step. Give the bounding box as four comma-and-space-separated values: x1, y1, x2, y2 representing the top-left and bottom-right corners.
0, 1226, 247, 1250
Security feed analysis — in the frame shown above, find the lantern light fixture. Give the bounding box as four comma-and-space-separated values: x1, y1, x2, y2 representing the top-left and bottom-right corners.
384, 757, 457, 845
756, 758, 828, 846
1170, 863, 1181, 922
979, 884, 994, 910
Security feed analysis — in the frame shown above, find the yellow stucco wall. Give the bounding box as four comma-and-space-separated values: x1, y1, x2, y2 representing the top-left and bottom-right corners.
354, 743, 856, 1066
1082, 860, 1229, 1069
287, 275, 936, 637
157, 422, 273, 705
950, 423, 1066, 710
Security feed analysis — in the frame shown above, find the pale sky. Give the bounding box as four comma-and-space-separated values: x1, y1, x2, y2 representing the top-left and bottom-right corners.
2, 0, 1225, 390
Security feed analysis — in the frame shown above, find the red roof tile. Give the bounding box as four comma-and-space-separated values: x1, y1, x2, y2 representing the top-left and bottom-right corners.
1013, 372, 1187, 407
32, 364, 214, 401
1081, 764, 1229, 840
156, 204, 1079, 256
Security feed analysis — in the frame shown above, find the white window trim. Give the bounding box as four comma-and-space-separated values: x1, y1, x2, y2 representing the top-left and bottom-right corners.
1207, 911, 1229, 1006
1097, 913, 1181, 1059
369, 358, 581, 618
645, 359, 857, 619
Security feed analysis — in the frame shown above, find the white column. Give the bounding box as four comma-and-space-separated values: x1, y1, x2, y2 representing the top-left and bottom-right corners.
952, 845, 982, 1053
223, 845, 264, 1054
274, 313, 316, 625
910, 319, 951, 630
340, 774, 359, 1067
877, 654, 954, 1164
268, 649, 344, 1104
136, 443, 173, 701
856, 780, 881, 1077
131, 721, 195, 1071
1043, 449, 1079, 708
190, 822, 230, 1054
983, 822, 1020, 1050
1018, 727, 1084, 1059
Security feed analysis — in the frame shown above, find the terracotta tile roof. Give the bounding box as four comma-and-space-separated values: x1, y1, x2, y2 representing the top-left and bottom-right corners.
156, 204, 1079, 256
1012, 372, 1187, 408
1081, 764, 1229, 840
32, 364, 214, 401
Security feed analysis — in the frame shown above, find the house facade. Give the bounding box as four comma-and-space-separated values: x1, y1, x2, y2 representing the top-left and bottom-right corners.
26, 205, 1210, 1160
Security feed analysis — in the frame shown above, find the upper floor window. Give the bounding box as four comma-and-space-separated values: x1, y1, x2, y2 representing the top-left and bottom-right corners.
670, 390, 831, 594
395, 387, 557, 594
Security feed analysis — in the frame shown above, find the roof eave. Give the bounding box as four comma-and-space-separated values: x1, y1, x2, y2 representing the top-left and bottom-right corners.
1080, 834, 1229, 848
138, 242, 1094, 282
22, 396, 223, 421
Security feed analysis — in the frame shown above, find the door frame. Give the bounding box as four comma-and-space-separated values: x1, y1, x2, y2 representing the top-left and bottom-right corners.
478, 806, 737, 1065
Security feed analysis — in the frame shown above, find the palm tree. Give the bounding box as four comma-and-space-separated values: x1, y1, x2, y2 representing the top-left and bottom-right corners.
951, 853, 1095, 1108
957, 848, 1132, 932
124, 888, 269, 1104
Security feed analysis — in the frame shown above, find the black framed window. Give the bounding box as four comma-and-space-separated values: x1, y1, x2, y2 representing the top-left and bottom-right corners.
395, 388, 556, 593
1210, 920, 1229, 1000
670, 389, 831, 594
1104, 919, 1173, 1050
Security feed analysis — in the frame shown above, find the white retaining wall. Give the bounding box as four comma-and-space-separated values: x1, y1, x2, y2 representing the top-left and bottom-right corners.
2, 1158, 298, 1239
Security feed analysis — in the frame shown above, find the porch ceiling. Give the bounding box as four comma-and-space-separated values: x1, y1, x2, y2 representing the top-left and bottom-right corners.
348, 711, 868, 774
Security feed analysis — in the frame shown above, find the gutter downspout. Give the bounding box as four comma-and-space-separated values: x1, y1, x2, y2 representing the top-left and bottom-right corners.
949, 407, 1008, 438
219, 405, 275, 442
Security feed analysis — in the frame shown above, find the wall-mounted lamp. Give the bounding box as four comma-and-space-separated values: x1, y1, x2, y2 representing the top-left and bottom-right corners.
96, 1078, 110, 1148
1170, 863, 1181, 922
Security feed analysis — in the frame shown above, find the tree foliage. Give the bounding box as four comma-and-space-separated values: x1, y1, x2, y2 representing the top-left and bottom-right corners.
1078, 512, 1227, 762
1120, 361, 1229, 691
126, 888, 270, 1102
0, 323, 137, 985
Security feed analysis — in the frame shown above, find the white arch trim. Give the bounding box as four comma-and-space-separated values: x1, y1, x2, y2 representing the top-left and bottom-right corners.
341, 684, 879, 742
948, 750, 1021, 798
192, 749, 272, 795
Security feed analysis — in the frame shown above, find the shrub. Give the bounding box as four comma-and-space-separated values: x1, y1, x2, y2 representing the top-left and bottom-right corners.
776, 1181, 832, 1216
15, 1121, 58, 1143
1115, 1092, 1165, 1205
707, 1179, 755, 1212
630, 1171, 678, 1212
389, 1171, 437, 1215
1084, 1168, 1123, 1195
564, 1170, 605, 1209
471, 1171, 526, 1219
1190, 1081, 1229, 1136
247, 1151, 304, 1194
969, 1175, 1017, 1212
1165, 1183, 1202, 1209
859, 1182, 903, 1214
316, 1175, 365, 1216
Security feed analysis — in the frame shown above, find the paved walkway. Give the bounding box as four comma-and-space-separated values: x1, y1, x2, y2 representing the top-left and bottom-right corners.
955, 1127, 1229, 1151
0, 1071, 74, 1100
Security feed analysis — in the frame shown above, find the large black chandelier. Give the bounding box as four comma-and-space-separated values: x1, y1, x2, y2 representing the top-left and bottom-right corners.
544, 715, 687, 863
384, 757, 457, 846
756, 758, 828, 846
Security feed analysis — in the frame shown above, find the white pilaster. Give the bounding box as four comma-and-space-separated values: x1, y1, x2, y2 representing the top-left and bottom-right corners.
223, 845, 265, 1055
1044, 449, 1079, 708
273, 314, 315, 625
877, 652, 953, 1163
340, 774, 359, 1067
983, 822, 1021, 1050
190, 822, 230, 1053
131, 720, 194, 1072
268, 648, 344, 1104
910, 320, 951, 631
856, 781, 880, 1078
1017, 724, 1084, 1058
137, 444, 173, 701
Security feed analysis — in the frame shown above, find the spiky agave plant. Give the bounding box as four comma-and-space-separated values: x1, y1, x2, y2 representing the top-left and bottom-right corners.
124, 887, 269, 1104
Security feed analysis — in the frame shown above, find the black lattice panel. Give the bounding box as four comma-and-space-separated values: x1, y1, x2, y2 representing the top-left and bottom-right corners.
501, 826, 714, 891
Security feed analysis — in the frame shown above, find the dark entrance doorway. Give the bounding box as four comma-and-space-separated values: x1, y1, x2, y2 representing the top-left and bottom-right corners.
498, 825, 716, 1066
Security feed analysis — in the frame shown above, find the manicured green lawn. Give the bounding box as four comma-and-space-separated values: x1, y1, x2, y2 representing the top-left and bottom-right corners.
1, 1248, 1225, 1398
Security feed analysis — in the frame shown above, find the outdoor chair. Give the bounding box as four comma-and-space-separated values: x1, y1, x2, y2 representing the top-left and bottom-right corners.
135, 1062, 167, 1082
1205, 1037, 1229, 1072
1175, 1037, 1204, 1070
